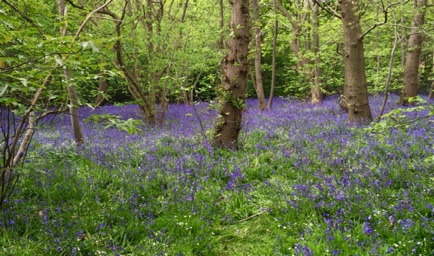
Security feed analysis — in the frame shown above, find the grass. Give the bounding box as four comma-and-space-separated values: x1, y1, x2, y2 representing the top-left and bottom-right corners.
1, 95, 433, 255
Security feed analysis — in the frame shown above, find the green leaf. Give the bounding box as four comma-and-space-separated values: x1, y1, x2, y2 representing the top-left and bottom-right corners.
55, 56, 63, 66
89, 41, 99, 52
0, 85, 8, 96
19, 78, 28, 86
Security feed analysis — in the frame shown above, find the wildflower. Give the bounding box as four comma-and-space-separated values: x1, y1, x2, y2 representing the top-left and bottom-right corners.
399, 219, 414, 230
363, 222, 373, 235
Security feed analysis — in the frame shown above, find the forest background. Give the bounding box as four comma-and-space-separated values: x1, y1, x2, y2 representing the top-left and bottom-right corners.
1, 0, 434, 255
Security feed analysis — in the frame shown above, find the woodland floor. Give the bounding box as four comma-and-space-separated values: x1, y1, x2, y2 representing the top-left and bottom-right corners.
1, 94, 433, 255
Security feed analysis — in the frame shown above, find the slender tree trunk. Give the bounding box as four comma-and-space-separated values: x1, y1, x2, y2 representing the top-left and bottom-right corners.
219, 0, 225, 49
267, 0, 278, 109
310, 1, 322, 104
101, 5, 156, 125
58, 0, 84, 145
378, 24, 400, 121
213, 0, 250, 148
340, 0, 372, 123
276, 0, 301, 57
399, 0, 427, 105
276, 0, 313, 96
400, 0, 407, 67
252, 0, 266, 110
94, 69, 108, 106
429, 50, 434, 99
429, 81, 434, 99
64, 70, 84, 144
375, 5, 381, 91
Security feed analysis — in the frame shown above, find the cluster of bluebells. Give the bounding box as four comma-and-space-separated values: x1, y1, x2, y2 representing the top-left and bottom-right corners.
1, 94, 433, 255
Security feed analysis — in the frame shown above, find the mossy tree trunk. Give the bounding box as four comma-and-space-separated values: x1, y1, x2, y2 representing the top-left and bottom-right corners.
213, 0, 250, 149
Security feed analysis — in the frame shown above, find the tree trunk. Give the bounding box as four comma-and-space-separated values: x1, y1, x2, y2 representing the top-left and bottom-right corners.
276, 0, 313, 96
267, 0, 278, 109
101, 3, 157, 125
58, 0, 84, 145
310, 1, 322, 104
219, 0, 225, 49
399, 0, 427, 105
375, 5, 381, 91
429, 51, 434, 99
94, 69, 108, 106
429, 81, 434, 99
340, 0, 372, 123
400, 0, 407, 67
213, 0, 250, 148
64, 70, 84, 145
252, 0, 266, 110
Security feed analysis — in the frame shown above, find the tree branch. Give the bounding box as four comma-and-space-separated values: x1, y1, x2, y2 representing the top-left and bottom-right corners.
73, 0, 114, 41
275, 0, 297, 28
311, 0, 342, 19
360, 0, 409, 41
65, 0, 85, 9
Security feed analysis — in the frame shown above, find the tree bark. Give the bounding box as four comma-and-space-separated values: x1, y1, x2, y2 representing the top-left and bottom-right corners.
340, 0, 372, 123
213, 0, 250, 148
252, 0, 266, 110
399, 0, 427, 105
310, 0, 322, 104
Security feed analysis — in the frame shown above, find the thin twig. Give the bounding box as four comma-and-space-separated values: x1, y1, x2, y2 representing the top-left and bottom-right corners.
238, 210, 268, 223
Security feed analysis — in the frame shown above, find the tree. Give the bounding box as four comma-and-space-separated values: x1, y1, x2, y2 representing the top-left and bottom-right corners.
275, 0, 325, 103
58, 0, 85, 145
96, 1, 164, 125
399, 0, 427, 105
0, 0, 97, 207
252, 0, 267, 110
213, 0, 250, 148
430, 50, 434, 99
267, 0, 278, 109
339, 0, 372, 123
310, 0, 322, 104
